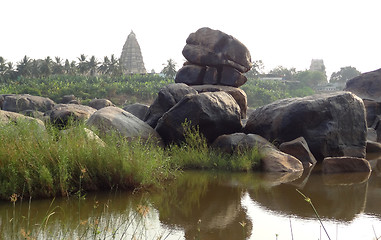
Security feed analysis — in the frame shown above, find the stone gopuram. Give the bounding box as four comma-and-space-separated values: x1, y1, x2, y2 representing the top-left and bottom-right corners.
120, 31, 147, 74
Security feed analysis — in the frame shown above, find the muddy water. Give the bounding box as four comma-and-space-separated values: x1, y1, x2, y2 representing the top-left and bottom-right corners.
1, 160, 381, 239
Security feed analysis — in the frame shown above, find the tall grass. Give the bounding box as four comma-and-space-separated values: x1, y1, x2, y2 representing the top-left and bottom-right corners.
0, 119, 262, 200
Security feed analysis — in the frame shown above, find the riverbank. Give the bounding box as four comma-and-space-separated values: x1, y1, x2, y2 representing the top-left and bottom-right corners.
0, 120, 261, 200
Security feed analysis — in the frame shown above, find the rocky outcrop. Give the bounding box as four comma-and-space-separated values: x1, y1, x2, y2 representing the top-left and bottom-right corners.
279, 137, 317, 167
89, 99, 114, 110
86, 106, 162, 145
123, 103, 149, 121
49, 104, 97, 128
345, 68, 381, 102
155, 92, 242, 144
2, 94, 55, 113
191, 85, 247, 118
243, 92, 367, 160
322, 157, 371, 173
176, 27, 251, 87
144, 83, 198, 128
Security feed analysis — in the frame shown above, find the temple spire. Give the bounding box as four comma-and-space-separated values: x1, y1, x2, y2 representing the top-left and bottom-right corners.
120, 31, 147, 74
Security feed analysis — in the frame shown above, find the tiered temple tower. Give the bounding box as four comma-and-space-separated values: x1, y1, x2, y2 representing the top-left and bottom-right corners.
120, 31, 147, 74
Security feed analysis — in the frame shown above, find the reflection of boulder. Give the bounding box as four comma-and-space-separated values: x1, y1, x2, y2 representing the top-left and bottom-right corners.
322, 172, 371, 185
364, 172, 381, 217
151, 172, 252, 240
248, 173, 369, 221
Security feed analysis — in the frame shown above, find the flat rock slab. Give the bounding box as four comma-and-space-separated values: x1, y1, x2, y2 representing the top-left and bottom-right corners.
322, 157, 371, 174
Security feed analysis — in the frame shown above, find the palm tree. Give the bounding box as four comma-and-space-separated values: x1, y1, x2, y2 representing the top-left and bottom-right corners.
161, 59, 177, 78
77, 54, 89, 75
98, 56, 110, 75
109, 54, 121, 76
52, 56, 64, 75
40, 56, 52, 77
17, 55, 32, 77
88, 55, 99, 76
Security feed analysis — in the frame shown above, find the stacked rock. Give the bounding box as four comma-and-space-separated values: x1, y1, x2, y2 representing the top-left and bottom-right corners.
175, 27, 252, 88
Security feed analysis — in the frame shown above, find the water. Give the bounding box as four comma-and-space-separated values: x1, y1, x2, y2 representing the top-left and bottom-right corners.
1, 160, 381, 239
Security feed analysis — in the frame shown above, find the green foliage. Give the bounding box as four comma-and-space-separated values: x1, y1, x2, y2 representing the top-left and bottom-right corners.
168, 120, 261, 171
0, 74, 174, 105
241, 78, 315, 108
294, 70, 327, 87
330, 66, 361, 83
161, 59, 177, 79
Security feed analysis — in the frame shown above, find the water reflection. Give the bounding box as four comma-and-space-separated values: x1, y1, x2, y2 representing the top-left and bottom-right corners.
1, 162, 381, 239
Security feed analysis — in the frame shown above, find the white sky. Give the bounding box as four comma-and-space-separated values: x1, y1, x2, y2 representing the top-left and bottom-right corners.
1, 0, 381, 78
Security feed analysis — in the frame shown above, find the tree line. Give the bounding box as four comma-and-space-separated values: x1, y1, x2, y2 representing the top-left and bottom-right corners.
0, 55, 177, 82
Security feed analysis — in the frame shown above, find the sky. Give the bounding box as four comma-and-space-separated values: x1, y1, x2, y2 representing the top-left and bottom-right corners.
1, 0, 381, 78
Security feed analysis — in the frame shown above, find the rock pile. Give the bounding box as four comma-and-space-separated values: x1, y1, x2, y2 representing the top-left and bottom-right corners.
175, 27, 252, 87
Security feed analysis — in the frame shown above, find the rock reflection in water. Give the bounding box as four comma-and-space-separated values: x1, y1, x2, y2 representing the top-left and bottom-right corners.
151, 171, 252, 240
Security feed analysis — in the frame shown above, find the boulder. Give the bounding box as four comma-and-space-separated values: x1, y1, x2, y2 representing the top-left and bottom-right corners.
279, 137, 317, 167
219, 66, 247, 87
123, 103, 149, 121
182, 27, 252, 73
363, 99, 381, 127
0, 109, 45, 128
243, 92, 367, 160
49, 104, 97, 128
61, 127, 106, 148
191, 85, 247, 118
322, 157, 371, 173
211, 133, 273, 154
174, 64, 205, 85
344, 68, 381, 102
88, 98, 114, 110
203, 66, 219, 85
366, 140, 381, 154
2, 94, 55, 113
86, 106, 162, 144
61, 95, 77, 104
155, 92, 242, 144
0, 95, 4, 109
260, 145, 303, 172
144, 83, 198, 128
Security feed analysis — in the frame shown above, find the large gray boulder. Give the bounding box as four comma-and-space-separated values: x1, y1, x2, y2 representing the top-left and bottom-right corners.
86, 106, 162, 144
123, 103, 149, 121
182, 27, 252, 73
144, 83, 198, 128
49, 104, 97, 128
155, 92, 242, 144
345, 68, 381, 102
244, 92, 367, 160
2, 94, 55, 113
191, 85, 247, 118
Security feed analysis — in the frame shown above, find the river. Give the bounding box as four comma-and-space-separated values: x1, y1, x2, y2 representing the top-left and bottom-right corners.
1, 160, 381, 239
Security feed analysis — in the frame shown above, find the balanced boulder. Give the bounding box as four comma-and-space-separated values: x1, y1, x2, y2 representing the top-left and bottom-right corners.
155, 91, 242, 144
182, 27, 252, 73
244, 92, 367, 160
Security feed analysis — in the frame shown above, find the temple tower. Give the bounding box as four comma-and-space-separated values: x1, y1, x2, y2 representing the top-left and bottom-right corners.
120, 31, 147, 74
